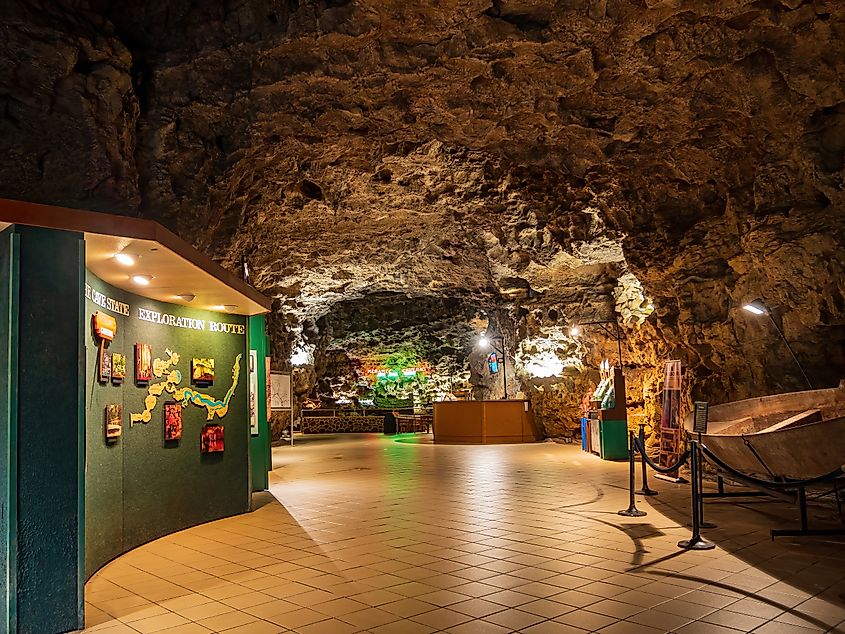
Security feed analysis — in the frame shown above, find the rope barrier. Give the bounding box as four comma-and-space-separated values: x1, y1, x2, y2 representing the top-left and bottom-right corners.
697, 442, 845, 491
634, 436, 689, 474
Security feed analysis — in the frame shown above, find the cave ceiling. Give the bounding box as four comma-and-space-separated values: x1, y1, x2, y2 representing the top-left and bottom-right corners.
2, 0, 845, 400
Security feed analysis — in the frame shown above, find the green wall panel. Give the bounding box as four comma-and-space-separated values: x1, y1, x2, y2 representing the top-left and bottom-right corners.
248, 315, 270, 492
15, 226, 84, 633
84, 273, 250, 578
0, 228, 19, 633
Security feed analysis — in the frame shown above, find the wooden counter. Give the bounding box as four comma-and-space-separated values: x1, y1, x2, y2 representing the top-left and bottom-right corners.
433, 400, 542, 444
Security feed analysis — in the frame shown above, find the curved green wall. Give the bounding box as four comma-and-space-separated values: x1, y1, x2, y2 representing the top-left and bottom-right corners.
84, 273, 251, 578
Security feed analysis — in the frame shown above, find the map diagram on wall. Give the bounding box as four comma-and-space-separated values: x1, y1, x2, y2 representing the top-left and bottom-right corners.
130, 349, 242, 424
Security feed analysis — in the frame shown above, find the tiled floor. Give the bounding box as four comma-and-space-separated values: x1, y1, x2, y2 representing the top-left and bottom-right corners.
81, 434, 845, 634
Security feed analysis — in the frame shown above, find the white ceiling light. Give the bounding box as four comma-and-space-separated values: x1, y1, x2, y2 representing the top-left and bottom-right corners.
114, 252, 135, 266
132, 274, 153, 286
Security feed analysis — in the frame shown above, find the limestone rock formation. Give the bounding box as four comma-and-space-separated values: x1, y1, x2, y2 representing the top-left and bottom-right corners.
2, 0, 844, 437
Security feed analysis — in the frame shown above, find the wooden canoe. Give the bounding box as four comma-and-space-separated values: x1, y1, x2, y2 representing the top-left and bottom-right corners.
683, 381, 845, 481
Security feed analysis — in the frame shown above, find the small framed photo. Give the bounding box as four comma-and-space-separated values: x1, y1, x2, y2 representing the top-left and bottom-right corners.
201, 425, 224, 453
164, 401, 183, 441
192, 358, 215, 386
112, 353, 126, 384
136, 343, 152, 383
99, 349, 112, 383
105, 403, 122, 441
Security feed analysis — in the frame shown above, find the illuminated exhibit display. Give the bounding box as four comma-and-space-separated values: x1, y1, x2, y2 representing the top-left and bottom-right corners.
0, 199, 272, 634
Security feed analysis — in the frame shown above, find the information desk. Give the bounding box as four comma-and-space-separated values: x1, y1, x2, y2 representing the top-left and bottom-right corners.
433, 400, 541, 444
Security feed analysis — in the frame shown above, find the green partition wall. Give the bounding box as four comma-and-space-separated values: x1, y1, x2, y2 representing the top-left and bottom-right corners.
84, 273, 254, 577
1, 225, 85, 634
249, 315, 271, 492
0, 227, 19, 633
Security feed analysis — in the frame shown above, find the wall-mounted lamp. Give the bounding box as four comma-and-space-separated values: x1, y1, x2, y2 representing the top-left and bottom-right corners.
569, 319, 623, 367
742, 299, 767, 316
479, 331, 508, 399
741, 298, 813, 389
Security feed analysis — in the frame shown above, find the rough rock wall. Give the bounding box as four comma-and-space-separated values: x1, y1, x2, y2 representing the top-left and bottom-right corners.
2, 0, 845, 436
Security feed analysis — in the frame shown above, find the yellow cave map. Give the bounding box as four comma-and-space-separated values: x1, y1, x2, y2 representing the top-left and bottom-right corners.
130, 349, 242, 424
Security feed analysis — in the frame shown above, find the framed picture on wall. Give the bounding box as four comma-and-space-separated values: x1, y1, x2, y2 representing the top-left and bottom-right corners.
201, 425, 224, 453
164, 401, 183, 441
192, 358, 215, 386
105, 403, 122, 441
249, 350, 258, 436
99, 349, 112, 383
136, 343, 152, 383
112, 353, 126, 384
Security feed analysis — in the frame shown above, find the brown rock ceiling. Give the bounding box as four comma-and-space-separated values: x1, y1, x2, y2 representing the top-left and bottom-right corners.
2, 0, 844, 434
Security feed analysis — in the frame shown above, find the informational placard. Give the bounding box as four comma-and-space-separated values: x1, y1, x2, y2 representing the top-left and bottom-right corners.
249, 350, 259, 436
693, 401, 709, 435
658, 360, 683, 478
265, 357, 271, 421
270, 372, 291, 411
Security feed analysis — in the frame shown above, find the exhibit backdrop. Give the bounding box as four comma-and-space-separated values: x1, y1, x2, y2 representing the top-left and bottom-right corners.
84, 272, 250, 578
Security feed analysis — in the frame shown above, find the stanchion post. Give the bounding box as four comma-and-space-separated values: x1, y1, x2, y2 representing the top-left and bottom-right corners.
678, 439, 715, 550
619, 431, 647, 517
636, 424, 658, 496
697, 431, 716, 528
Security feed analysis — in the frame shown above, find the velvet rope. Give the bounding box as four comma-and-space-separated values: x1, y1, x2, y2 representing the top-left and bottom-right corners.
633, 437, 690, 473
697, 441, 845, 490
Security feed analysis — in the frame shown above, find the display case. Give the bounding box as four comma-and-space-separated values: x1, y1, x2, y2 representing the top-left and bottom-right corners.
586, 361, 628, 460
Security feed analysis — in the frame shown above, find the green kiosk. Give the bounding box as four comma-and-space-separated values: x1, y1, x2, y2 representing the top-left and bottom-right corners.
0, 199, 273, 634
587, 362, 629, 460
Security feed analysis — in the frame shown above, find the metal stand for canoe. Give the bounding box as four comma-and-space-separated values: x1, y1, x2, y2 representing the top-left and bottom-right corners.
677, 439, 715, 550
697, 441, 845, 539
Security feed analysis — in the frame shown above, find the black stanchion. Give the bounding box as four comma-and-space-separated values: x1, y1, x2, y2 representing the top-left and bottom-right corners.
636, 424, 658, 497
697, 431, 716, 529
619, 431, 647, 517
678, 440, 715, 550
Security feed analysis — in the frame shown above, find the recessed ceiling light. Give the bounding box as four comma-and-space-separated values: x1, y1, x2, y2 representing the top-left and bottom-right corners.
223, 304, 238, 313
114, 253, 135, 266
132, 274, 153, 286
177, 293, 196, 302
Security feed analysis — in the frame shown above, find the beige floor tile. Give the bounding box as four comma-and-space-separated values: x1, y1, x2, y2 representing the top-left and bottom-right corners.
521, 621, 588, 633
242, 599, 300, 619
265, 607, 328, 629
116, 604, 170, 623
627, 608, 694, 631
338, 606, 402, 629
368, 620, 437, 634
215, 621, 284, 634
483, 607, 546, 629
130, 612, 191, 634
554, 609, 617, 631
154, 624, 213, 634
157, 594, 214, 612
410, 607, 473, 629
445, 619, 511, 633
